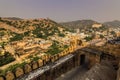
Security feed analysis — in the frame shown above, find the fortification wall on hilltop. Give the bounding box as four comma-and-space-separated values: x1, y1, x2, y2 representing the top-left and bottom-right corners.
1, 38, 118, 80
0, 39, 81, 80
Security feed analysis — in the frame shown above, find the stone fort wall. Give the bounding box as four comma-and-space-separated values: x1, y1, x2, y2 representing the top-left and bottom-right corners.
0, 39, 101, 80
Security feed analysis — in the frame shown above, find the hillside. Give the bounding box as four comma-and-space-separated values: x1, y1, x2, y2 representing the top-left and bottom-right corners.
1, 17, 23, 21
0, 17, 74, 75
104, 20, 120, 28
60, 20, 99, 29
0, 18, 69, 41
60, 20, 109, 36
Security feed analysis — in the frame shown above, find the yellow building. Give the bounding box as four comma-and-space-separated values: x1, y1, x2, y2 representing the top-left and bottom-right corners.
92, 24, 102, 28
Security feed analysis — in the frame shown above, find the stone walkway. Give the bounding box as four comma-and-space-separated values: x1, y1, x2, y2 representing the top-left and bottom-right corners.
55, 66, 88, 80
56, 61, 117, 80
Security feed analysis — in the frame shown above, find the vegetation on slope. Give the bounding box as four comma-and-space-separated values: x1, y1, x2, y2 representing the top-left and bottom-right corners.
104, 20, 120, 28
0, 18, 69, 41
60, 20, 98, 29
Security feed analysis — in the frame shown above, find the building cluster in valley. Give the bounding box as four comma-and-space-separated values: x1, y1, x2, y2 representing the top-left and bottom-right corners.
75, 23, 120, 42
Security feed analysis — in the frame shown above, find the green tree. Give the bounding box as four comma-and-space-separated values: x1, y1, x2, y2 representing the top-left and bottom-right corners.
58, 33, 65, 37
100, 34, 104, 39
110, 31, 115, 35
0, 32, 5, 36
84, 36, 93, 41
10, 34, 24, 41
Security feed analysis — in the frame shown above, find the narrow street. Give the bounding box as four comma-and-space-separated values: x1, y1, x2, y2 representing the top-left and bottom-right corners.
55, 66, 88, 80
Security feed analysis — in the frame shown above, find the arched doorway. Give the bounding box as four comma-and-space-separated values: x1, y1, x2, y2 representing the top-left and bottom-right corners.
80, 54, 85, 65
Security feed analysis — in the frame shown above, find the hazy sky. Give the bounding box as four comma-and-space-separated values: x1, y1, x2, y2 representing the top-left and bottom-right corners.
0, 0, 120, 22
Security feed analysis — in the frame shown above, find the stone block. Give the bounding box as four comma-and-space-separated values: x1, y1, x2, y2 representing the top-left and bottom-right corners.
15, 67, 24, 77
24, 64, 32, 73
32, 62, 38, 70
38, 59, 43, 67
5, 71, 15, 80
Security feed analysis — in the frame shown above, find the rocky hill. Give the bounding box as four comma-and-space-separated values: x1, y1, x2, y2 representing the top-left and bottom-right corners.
0, 17, 69, 42
60, 20, 99, 29
104, 20, 120, 28
1, 17, 23, 21
60, 20, 109, 36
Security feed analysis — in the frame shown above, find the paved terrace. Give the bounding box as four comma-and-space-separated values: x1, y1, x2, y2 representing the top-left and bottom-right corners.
16, 54, 74, 80
56, 61, 116, 80
55, 66, 88, 80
